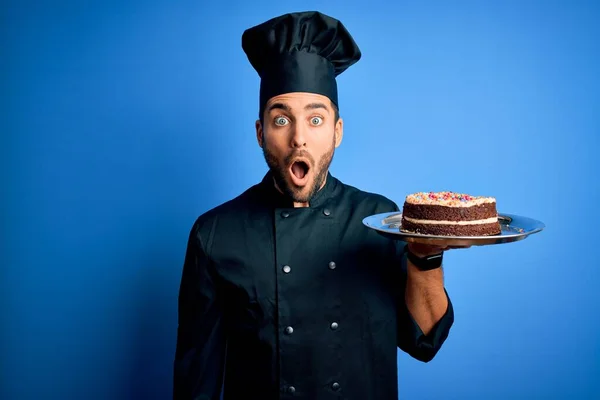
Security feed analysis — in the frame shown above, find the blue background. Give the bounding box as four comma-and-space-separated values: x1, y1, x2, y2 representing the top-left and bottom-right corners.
3, 0, 599, 399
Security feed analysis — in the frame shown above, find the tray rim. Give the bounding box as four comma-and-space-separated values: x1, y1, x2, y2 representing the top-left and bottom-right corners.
362, 211, 545, 244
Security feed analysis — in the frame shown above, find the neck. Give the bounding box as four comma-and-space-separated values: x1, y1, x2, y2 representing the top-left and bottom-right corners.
272, 174, 328, 208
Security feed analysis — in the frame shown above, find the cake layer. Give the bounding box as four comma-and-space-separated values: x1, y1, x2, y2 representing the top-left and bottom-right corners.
402, 202, 497, 222
402, 216, 498, 225
401, 219, 501, 236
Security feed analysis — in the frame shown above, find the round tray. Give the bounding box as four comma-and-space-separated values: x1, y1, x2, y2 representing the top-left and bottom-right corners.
362, 212, 545, 246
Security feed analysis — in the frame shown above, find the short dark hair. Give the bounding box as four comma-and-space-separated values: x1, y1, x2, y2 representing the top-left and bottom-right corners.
260, 100, 340, 126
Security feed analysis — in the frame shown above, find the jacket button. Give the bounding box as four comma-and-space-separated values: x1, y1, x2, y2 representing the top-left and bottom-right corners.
285, 326, 294, 335
330, 322, 339, 330
331, 382, 340, 391
283, 265, 291, 273
323, 208, 331, 216
328, 261, 336, 270
281, 211, 290, 218
288, 386, 296, 394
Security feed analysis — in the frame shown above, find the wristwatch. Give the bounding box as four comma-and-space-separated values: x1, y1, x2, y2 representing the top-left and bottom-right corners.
405, 245, 444, 271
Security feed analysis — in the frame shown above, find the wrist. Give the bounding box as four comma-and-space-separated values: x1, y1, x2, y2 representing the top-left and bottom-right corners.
406, 242, 444, 258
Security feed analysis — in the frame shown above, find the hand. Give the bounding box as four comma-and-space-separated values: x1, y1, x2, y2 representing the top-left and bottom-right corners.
407, 242, 471, 258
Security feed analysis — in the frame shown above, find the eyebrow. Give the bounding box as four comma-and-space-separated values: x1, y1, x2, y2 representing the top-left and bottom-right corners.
268, 103, 291, 113
304, 102, 329, 112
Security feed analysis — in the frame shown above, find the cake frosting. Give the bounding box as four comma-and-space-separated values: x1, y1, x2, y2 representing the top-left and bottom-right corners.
401, 191, 501, 236
404, 191, 496, 207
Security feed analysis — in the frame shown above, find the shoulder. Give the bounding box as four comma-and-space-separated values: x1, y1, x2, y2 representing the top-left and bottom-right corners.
187, 182, 262, 248
335, 176, 401, 214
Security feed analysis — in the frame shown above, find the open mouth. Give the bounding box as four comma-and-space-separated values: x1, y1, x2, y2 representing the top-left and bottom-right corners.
289, 160, 310, 184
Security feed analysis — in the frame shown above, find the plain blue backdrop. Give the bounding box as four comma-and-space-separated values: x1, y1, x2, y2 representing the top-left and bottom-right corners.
3, 0, 599, 399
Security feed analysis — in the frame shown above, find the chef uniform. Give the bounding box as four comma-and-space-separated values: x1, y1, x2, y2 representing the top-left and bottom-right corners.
173, 11, 455, 400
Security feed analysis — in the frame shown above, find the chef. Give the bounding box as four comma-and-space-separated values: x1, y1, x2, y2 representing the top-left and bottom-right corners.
173, 11, 456, 400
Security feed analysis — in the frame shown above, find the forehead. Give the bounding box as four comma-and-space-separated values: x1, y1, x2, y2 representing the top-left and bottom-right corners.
265, 92, 332, 112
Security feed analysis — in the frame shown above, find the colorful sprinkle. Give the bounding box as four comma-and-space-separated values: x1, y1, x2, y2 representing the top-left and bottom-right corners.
406, 191, 496, 206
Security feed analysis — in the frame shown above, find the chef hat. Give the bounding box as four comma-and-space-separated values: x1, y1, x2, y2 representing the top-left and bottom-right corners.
242, 11, 362, 118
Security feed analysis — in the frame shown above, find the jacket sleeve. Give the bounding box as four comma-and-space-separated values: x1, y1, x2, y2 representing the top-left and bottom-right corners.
173, 222, 227, 400
389, 206, 455, 362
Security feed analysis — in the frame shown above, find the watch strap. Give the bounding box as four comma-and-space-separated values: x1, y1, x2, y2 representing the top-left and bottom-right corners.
406, 246, 444, 271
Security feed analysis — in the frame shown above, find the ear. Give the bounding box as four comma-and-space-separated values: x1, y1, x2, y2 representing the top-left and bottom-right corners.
334, 117, 344, 148
256, 119, 264, 148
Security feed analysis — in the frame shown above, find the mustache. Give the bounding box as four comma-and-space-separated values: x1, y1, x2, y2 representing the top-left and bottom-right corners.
284, 150, 314, 166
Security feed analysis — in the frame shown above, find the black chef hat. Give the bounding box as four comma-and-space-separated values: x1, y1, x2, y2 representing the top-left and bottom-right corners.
242, 11, 362, 118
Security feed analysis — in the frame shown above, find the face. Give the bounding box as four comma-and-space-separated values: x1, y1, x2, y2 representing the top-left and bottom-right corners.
256, 92, 343, 206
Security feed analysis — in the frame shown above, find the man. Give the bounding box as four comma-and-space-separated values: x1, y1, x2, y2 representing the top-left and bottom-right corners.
173, 11, 456, 400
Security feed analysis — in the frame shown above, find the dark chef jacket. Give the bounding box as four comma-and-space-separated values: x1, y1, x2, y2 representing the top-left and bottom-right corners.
173, 171, 455, 400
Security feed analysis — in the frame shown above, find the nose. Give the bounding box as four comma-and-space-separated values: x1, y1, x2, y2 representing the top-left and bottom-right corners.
290, 122, 307, 148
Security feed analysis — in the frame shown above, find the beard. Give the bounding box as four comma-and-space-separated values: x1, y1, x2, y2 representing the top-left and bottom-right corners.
262, 139, 335, 204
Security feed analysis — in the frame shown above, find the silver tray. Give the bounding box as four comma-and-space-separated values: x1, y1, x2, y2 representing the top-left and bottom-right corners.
362, 212, 545, 246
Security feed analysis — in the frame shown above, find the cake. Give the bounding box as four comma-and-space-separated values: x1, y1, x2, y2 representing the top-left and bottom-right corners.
400, 191, 502, 236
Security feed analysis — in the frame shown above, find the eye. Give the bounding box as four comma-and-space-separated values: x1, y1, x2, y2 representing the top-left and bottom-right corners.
274, 116, 289, 126
310, 116, 323, 126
